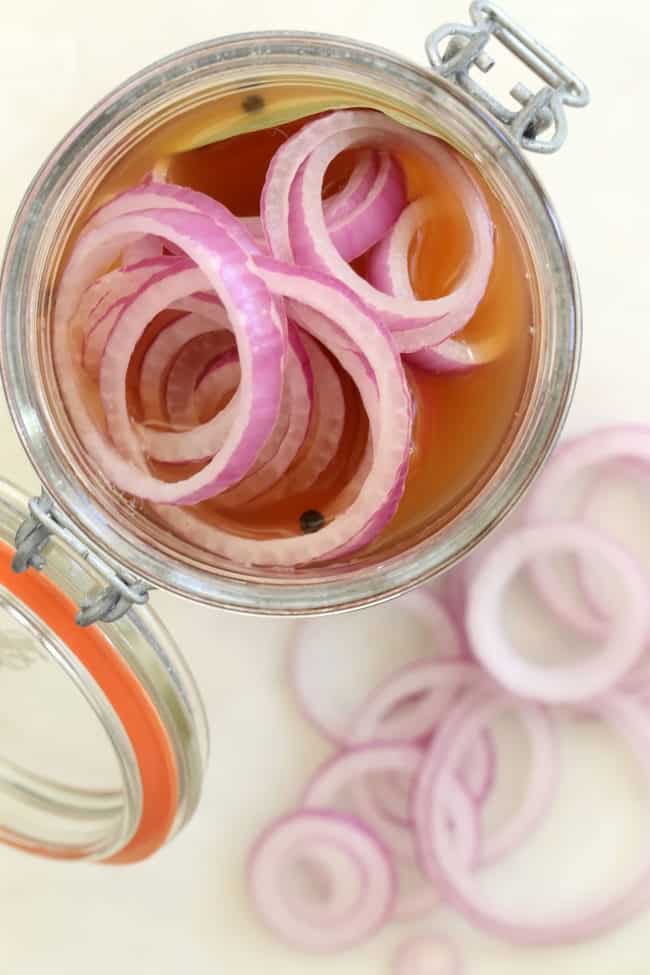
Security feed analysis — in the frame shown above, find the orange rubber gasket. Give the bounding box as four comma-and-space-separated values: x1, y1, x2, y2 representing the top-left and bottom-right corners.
0, 539, 179, 864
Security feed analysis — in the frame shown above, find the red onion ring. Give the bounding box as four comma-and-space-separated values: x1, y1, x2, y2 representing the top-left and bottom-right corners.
415, 688, 650, 944
190, 349, 240, 420
367, 198, 504, 372
302, 744, 477, 919
164, 332, 234, 425
347, 660, 482, 745
155, 259, 412, 565
261, 110, 494, 351
55, 210, 285, 505
291, 591, 465, 744
121, 235, 164, 265
247, 810, 396, 952
246, 332, 345, 503
466, 523, 649, 703
291, 149, 406, 265
138, 313, 231, 423
82, 256, 178, 378
524, 427, 650, 637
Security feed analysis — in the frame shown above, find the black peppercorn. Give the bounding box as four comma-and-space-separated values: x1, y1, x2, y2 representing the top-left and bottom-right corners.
242, 93, 265, 114
299, 509, 325, 534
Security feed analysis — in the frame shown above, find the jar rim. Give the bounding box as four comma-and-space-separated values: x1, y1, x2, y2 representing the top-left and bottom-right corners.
0, 31, 581, 615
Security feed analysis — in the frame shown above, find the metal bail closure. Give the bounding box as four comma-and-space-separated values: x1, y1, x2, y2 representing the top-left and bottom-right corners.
13, 492, 151, 626
426, 0, 590, 153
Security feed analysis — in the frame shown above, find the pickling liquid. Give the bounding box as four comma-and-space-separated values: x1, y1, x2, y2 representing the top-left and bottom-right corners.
74, 82, 533, 562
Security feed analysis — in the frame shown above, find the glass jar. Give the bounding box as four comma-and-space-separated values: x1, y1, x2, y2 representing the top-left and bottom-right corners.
0, 1, 588, 621
0, 479, 208, 862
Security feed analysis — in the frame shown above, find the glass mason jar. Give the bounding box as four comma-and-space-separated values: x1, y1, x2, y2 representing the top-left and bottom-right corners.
0, 479, 208, 863
0, 2, 588, 622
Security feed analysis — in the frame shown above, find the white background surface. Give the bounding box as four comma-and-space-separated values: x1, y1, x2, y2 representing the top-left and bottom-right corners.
1, 0, 650, 972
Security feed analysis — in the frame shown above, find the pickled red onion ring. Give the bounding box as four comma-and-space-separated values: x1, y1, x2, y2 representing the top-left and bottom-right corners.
82, 257, 177, 377
367, 198, 503, 372
138, 313, 231, 423
155, 260, 412, 566
165, 332, 235, 426
191, 349, 240, 420
54, 210, 285, 505
247, 332, 345, 504
121, 234, 164, 266
292, 149, 406, 265
216, 326, 313, 507
261, 110, 494, 351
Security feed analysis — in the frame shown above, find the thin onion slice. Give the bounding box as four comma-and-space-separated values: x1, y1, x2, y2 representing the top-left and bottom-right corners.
291, 591, 465, 743
466, 523, 649, 703
524, 426, 650, 637
262, 109, 494, 351
54, 208, 285, 505
247, 810, 396, 952
138, 312, 231, 423
414, 688, 650, 945
367, 198, 504, 372
155, 259, 412, 565
247, 332, 346, 504
292, 149, 406, 265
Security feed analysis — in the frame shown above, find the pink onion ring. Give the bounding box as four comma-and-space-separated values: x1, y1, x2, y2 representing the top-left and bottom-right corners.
82, 256, 178, 378
247, 332, 345, 504
247, 810, 396, 952
155, 259, 412, 565
524, 426, 650, 636
262, 110, 494, 351
138, 312, 231, 423
216, 325, 313, 507
414, 688, 650, 945
191, 349, 240, 420
165, 333, 233, 425
347, 660, 482, 745
54, 209, 285, 505
121, 235, 164, 265
302, 744, 477, 919
367, 198, 503, 372
466, 523, 649, 703
292, 149, 406, 265
291, 591, 465, 744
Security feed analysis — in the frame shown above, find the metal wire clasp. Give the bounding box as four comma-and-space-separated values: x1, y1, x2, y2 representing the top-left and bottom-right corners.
13, 492, 151, 627
426, 0, 589, 153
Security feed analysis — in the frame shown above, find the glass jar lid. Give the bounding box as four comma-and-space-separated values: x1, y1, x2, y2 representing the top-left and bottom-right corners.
0, 479, 208, 863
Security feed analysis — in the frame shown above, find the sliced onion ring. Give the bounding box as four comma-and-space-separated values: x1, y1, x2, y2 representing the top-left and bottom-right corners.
525, 426, 650, 637
247, 810, 396, 952
155, 259, 412, 566
415, 688, 650, 945
54, 208, 285, 505
367, 198, 504, 373
466, 523, 649, 703
262, 110, 494, 352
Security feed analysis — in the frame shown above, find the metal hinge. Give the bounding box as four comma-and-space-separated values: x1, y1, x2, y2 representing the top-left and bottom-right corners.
13, 492, 151, 627
426, 0, 589, 154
